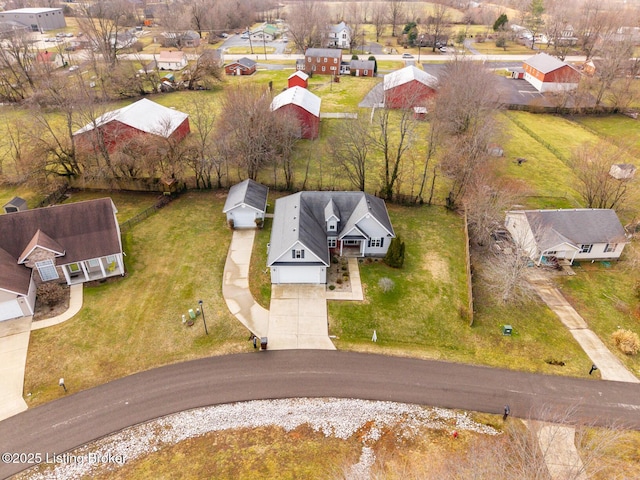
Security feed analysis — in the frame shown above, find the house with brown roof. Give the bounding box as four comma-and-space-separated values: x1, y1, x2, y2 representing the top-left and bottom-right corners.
0, 198, 124, 322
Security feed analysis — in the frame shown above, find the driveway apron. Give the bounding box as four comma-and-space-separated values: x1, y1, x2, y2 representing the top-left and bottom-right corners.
0, 316, 30, 421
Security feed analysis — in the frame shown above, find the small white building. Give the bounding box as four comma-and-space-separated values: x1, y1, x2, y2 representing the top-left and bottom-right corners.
609, 164, 636, 180
223, 179, 269, 229
157, 51, 188, 70
505, 209, 627, 266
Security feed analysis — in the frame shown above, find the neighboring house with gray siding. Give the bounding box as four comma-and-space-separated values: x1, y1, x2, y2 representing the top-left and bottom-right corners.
267, 192, 395, 284
505, 209, 628, 266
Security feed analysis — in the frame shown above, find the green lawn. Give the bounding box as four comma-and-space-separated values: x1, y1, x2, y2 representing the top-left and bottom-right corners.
23, 191, 249, 406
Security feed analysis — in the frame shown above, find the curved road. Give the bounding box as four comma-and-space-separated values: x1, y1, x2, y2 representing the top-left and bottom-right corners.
1, 351, 640, 477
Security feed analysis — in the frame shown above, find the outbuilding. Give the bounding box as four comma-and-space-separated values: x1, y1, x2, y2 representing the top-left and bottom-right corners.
287, 71, 309, 89
270, 86, 321, 140
223, 180, 269, 229
522, 53, 580, 92
384, 66, 438, 109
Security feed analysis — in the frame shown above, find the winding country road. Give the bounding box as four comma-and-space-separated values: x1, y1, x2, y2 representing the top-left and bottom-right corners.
1, 351, 639, 478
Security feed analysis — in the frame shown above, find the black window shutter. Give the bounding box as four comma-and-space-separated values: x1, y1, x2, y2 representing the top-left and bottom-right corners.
292, 250, 295, 259
301, 250, 305, 259
380, 238, 384, 248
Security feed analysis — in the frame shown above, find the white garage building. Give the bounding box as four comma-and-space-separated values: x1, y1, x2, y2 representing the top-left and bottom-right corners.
223, 179, 268, 229
268, 191, 395, 284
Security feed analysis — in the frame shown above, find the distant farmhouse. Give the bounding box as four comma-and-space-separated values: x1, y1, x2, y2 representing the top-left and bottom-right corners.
225, 57, 257, 76
74, 98, 190, 153
0, 8, 65, 32
522, 53, 580, 92
267, 192, 395, 284
327, 21, 351, 49
302, 48, 342, 76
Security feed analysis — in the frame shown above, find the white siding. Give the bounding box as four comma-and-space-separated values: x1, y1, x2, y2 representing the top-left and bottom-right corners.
271, 266, 326, 284
505, 212, 538, 259
573, 242, 624, 261
0, 299, 24, 321
228, 206, 258, 228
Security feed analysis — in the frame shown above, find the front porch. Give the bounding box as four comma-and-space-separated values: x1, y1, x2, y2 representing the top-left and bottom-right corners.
63, 255, 124, 285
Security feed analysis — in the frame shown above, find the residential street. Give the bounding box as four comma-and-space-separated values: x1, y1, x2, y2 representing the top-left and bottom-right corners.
1, 350, 639, 478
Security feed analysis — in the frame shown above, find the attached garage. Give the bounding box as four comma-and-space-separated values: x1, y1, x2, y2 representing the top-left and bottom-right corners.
271, 266, 326, 284
0, 300, 25, 321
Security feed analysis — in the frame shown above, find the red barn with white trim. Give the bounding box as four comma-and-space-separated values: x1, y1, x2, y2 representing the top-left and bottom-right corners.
74, 98, 190, 153
288, 71, 309, 89
522, 53, 580, 92
384, 66, 438, 109
270, 86, 321, 139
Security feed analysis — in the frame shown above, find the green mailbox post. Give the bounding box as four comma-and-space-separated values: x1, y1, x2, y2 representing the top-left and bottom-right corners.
502, 325, 513, 336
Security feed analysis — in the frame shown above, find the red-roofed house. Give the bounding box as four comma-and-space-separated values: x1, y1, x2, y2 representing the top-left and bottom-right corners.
288, 71, 309, 89
270, 86, 321, 139
157, 50, 188, 70
522, 53, 580, 92
384, 66, 438, 109
73, 98, 190, 153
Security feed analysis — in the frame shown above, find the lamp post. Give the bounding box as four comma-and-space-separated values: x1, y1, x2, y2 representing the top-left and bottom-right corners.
199, 300, 209, 335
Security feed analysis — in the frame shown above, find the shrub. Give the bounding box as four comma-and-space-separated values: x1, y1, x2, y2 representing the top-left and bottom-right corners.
336, 278, 343, 285
384, 235, 405, 268
328, 285, 336, 290
378, 277, 395, 293
227, 219, 235, 229
612, 329, 640, 355
37, 283, 66, 307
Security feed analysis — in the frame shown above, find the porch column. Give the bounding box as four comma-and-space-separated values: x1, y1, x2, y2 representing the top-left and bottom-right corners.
570, 250, 578, 265
80, 261, 91, 282
115, 254, 125, 275
61, 266, 71, 285
97, 259, 107, 278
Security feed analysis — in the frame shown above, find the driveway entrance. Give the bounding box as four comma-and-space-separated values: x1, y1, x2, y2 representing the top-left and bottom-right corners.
267, 285, 335, 350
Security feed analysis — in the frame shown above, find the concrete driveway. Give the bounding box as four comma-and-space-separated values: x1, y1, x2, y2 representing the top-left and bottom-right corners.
0, 317, 30, 421
267, 285, 335, 350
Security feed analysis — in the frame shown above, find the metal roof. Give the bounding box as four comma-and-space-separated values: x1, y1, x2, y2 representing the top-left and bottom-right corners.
513, 209, 627, 251
268, 192, 395, 266
288, 71, 309, 81
270, 86, 321, 117
384, 66, 438, 91
223, 179, 269, 213
523, 53, 574, 74
74, 98, 188, 138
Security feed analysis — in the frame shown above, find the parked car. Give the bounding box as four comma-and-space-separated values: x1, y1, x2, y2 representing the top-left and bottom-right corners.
439, 46, 448, 53
402, 53, 414, 59
69, 65, 79, 71
220, 33, 228, 38
241, 33, 249, 39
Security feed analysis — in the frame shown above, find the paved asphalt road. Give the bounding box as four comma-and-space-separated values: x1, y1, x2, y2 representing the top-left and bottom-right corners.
1, 351, 639, 478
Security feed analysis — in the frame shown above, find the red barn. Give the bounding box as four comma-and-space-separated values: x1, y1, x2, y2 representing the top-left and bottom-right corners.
74, 98, 190, 153
270, 86, 321, 140
384, 66, 438, 109
288, 70, 309, 89
522, 53, 580, 92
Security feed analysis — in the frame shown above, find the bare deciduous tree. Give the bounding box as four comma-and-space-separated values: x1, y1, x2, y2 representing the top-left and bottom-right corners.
287, 0, 326, 52
386, 0, 405, 38
371, 3, 387, 42
329, 116, 373, 192
424, 3, 451, 52
570, 143, 633, 210
0, 29, 38, 101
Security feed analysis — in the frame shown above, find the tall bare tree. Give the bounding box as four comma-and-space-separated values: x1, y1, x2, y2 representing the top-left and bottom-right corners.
329, 116, 373, 192
386, 0, 405, 37
287, 0, 326, 52
371, 3, 387, 42
424, 3, 451, 52
0, 29, 38, 101
570, 143, 633, 210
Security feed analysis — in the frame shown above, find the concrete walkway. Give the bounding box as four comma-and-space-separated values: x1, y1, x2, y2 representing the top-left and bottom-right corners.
0, 284, 84, 421
531, 279, 639, 383
528, 422, 588, 480
222, 229, 270, 338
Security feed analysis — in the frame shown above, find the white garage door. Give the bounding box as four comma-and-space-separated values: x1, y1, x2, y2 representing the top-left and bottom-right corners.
0, 300, 25, 321
276, 266, 325, 284
231, 209, 256, 228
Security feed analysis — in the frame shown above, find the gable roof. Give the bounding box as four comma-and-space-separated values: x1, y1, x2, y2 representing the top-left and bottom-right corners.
18, 229, 65, 264
305, 48, 342, 59
74, 98, 188, 138
330, 21, 351, 34
514, 209, 627, 251
0, 198, 121, 293
158, 50, 187, 63
223, 179, 269, 213
4, 197, 27, 210
523, 52, 575, 74
271, 86, 321, 117
288, 70, 309, 81
268, 191, 395, 267
0, 247, 31, 296
231, 57, 257, 68
384, 66, 438, 91
36, 51, 60, 63
350, 59, 374, 70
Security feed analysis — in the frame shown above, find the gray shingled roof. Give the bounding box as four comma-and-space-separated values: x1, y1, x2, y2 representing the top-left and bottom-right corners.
268, 192, 395, 266
522, 209, 626, 251
4, 196, 26, 210
0, 198, 121, 294
350, 60, 375, 70
305, 48, 342, 59
523, 52, 573, 74
236, 57, 257, 68
223, 179, 269, 213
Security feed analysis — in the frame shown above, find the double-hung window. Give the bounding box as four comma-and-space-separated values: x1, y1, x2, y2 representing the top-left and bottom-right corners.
292, 249, 305, 259
580, 244, 593, 254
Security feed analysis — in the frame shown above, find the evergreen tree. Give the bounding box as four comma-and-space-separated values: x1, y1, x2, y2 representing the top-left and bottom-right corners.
384, 235, 405, 268
493, 13, 508, 32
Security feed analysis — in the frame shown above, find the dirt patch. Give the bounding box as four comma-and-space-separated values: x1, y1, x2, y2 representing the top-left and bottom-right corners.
32, 284, 70, 321
423, 252, 450, 283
